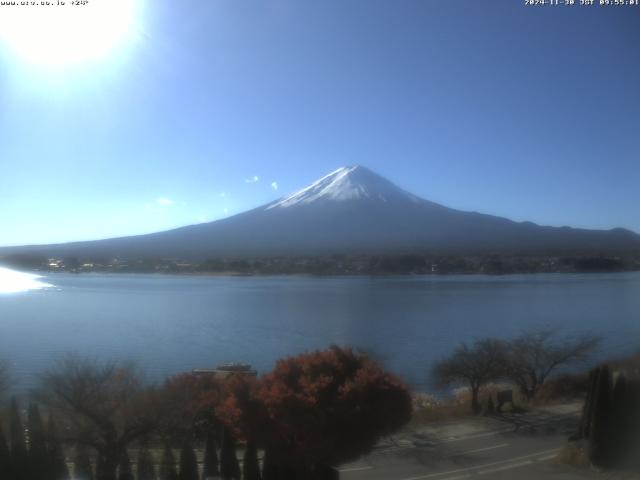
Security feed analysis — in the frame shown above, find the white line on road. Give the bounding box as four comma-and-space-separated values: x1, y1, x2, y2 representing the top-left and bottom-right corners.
440, 427, 513, 443
398, 447, 561, 480
477, 459, 533, 475
454, 443, 509, 456
338, 466, 373, 473
434, 476, 471, 480
422, 454, 560, 480
476, 453, 557, 475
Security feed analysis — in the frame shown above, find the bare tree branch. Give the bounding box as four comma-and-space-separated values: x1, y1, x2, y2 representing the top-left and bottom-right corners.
505, 329, 601, 400
34, 354, 163, 480
432, 338, 508, 413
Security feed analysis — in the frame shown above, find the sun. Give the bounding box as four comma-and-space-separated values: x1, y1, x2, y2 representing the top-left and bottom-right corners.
0, 0, 138, 67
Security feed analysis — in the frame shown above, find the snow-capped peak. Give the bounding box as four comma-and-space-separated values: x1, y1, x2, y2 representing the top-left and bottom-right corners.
266, 165, 421, 210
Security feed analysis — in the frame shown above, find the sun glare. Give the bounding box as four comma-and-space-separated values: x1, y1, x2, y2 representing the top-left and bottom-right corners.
0, 0, 138, 67
0, 267, 52, 294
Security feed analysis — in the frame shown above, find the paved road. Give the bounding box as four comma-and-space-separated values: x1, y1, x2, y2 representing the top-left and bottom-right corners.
339, 404, 597, 480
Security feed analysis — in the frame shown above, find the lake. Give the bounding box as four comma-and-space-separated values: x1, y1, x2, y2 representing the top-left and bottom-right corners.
0, 269, 638, 392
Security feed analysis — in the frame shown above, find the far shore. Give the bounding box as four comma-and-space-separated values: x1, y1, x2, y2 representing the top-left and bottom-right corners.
2, 251, 639, 278
7, 266, 640, 280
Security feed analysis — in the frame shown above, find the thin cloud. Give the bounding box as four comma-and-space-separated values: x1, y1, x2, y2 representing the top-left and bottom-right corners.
156, 197, 174, 206
271, 181, 278, 190
245, 175, 259, 184
223, 208, 229, 215
219, 192, 227, 197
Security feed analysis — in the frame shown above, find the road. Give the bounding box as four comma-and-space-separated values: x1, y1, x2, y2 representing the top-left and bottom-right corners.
339, 403, 598, 480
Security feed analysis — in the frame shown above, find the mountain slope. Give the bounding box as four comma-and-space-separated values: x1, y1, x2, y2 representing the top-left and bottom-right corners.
2, 166, 640, 259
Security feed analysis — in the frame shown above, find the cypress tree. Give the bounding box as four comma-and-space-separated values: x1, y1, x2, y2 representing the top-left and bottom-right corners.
219, 428, 240, 480
178, 442, 198, 480
486, 396, 495, 415
589, 365, 611, 467
261, 449, 278, 480
74, 446, 94, 480
95, 454, 106, 480
202, 431, 219, 479
10, 397, 29, 480
630, 380, 640, 468
159, 445, 178, 480
242, 443, 260, 480
0, 422, 11, 480
578, 368, 599, 439
28, 403, 48, 479
118, 451, 134, 480
319, 466, 339, 480
610, 374, 628, 466
47, 414, 70, 480
137, 445, 156, 480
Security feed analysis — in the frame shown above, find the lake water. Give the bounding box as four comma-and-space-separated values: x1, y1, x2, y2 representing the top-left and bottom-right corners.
0, 269, 638, 392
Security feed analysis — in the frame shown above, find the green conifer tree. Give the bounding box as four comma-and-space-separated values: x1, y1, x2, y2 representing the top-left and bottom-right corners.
46, 414, 70, 480
609, 374, 628, 466
0, 422, 11, 480
74, 446, 94, 480
28, 403, 48, 479
117, 451, 134, 480
159, 445, 178, 480
202, 431, 219, 479
178, 442, 198, 480
96, 454, 106, 480
629, 380, 640, 468
242, 443, 260, 480
260, 449, 277, 480
137, 445, 156, 480
10, 398, 29, 480
219, 428, 240, 480
578, 368, 599, 439
589, 365, 611, 467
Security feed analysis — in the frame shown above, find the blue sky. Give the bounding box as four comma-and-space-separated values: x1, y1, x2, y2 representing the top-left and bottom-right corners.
1, 0, 638, 246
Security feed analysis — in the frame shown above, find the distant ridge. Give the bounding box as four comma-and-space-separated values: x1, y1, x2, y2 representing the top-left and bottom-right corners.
2, 165, 640, 259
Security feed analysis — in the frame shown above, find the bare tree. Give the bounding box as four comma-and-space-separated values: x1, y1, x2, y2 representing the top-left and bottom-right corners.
505, 329, 601, 400
432, 339, 508, 413
35, 355, 163, 480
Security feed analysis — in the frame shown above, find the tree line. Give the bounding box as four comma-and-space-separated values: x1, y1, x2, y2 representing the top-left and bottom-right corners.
0, 332, 619, 478
574, 364, 640, 470
432, 329, 601, 413
0, 346, 412, 480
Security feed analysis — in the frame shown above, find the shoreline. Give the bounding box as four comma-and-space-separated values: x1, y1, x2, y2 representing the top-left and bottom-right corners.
12, 267, 640, 279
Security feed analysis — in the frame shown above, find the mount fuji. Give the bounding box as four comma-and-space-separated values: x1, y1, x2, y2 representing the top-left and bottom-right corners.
3, 165, 640, 259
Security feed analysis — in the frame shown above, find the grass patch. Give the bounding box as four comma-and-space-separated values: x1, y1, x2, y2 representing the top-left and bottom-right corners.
554, 443, 590, 469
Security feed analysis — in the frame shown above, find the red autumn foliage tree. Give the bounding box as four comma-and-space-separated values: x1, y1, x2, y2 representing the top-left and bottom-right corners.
218, 346, 412, 474
161, 372, 223, 439
216, 375, 271, 445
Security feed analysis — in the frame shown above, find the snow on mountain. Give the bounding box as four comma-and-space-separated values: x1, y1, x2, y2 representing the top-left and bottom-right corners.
266, 165, 421, 209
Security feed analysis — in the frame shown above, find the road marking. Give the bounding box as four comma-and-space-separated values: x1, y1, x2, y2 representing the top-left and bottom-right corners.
477, 459, 533, 475
476, 454, 557, 475
454, 443, 509, 456
338, 466, 373, 473
374, 429, 513, 455
439, 427, 513, 443
398, 447, 561, 480
436, 476, 471, 480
